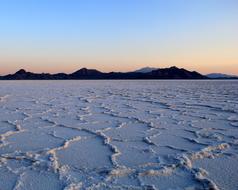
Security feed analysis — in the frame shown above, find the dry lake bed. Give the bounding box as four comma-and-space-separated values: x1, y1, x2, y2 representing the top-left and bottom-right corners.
0, 80, 238, 190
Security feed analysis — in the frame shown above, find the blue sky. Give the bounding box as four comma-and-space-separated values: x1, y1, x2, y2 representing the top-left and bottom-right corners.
0, 0, 238, 74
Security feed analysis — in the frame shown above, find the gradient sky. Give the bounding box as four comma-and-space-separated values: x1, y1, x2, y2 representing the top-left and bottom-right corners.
0, 0, 238, 75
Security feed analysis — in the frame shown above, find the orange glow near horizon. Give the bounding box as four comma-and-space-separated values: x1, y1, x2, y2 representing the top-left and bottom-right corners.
0, 42, 238, 75
0, 56, 237, 76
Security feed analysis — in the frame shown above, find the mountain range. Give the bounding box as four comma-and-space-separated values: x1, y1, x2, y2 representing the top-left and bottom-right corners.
0, 66, 209, 80
0, 66, 236, 80
134, 67, 238, 79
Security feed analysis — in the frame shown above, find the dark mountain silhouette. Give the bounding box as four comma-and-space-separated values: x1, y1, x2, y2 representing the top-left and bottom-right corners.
148, 66, 205, 79
69, 68, 104, 79
0, 66, 208, 80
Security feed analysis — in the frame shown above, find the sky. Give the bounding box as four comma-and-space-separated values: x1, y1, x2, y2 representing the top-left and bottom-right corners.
0, 0, 238, 75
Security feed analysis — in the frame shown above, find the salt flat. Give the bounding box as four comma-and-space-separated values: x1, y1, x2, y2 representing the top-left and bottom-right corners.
0, 80, 238, 190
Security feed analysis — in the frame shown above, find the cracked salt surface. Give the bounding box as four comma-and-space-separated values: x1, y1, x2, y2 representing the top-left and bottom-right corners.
0, 80, 238, 190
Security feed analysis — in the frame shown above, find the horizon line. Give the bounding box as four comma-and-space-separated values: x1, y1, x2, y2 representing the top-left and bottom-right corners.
1, 66, 197, 75
1, 66, 237, 76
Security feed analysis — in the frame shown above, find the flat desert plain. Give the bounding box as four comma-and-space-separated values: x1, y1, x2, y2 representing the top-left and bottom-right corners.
0, 80, 238, 190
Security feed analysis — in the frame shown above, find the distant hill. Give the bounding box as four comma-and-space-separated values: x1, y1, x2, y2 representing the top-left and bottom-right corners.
206, 73, 238, 79
0, 66, 208, 80
134, 67, 158, 73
